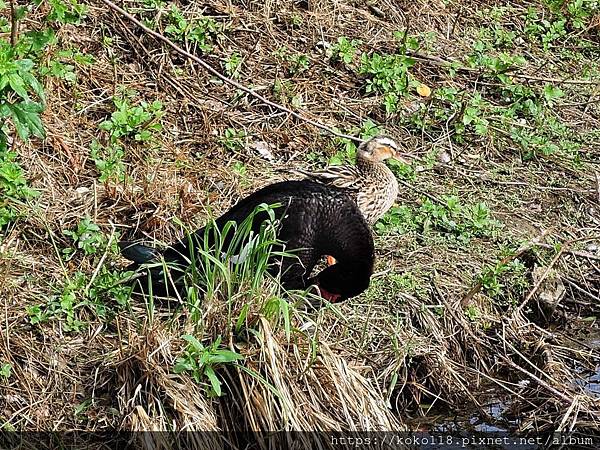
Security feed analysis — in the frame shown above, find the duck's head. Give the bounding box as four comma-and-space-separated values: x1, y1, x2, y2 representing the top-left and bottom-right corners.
357, 136, 409, 163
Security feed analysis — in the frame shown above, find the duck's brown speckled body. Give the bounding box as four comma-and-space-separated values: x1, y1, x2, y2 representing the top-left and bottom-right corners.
297, 136, 400, 225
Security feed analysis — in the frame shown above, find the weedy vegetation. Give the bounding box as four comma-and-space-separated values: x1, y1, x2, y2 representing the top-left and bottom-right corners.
1, 0, 599, 447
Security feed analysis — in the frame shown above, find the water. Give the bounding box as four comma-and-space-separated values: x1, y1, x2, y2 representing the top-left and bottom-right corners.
575, 337, 600, 398
411, 333, 600, 449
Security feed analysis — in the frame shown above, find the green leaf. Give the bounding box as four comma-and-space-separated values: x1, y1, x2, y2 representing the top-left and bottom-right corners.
173, 358, 193, 373
19, 71, 46, 103
7, 73, 29, 101
204, 366, 222, 396
182, 334, 204, 351
6, 102, 45, 140
0, 363, 12, 378
543, 84, 564, 105
208, 349, 243, 364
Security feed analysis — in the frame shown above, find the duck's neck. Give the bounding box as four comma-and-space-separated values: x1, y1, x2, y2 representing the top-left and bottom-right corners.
357, 158, 397, 185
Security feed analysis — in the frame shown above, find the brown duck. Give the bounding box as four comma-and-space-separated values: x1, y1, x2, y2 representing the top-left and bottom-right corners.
295, 136, 403, 225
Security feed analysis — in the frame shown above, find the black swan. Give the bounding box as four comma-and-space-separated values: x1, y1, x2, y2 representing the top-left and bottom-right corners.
120, 180, 375, 303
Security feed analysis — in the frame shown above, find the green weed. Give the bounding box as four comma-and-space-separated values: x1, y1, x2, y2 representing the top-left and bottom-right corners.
91, 94, 163, 182
290, 13, 303, 27
164, 6, 220, 53
219, 127, 246, 152
359, 52, 416, 113
39, 48, 94, 83
224, 52, 242, 78
478, 258, 529, 303
367, 272, 427, 302
173, 335, 243, 397
272, 47, 309, 75
464, 305, 480, 321
377, 196, 501, 243
0, 32, 47, 227
90, 140, 126, 183
44, 0, 88, 25
0, 362, 11, 379
329, 36, 362, 64
99, 97, 163, 143
27, 267, 133, 331
0, 151, 39, 227
63, 216, 116, 257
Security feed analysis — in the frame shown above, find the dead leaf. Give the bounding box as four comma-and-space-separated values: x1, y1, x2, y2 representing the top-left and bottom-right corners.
416, 83, 432, 97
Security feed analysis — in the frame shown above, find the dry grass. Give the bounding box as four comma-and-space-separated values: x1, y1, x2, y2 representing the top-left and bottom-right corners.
1, 0, 600, 444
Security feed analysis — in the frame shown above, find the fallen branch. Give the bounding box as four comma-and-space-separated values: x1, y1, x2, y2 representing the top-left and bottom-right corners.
9, 0, 18, 46
406, 51, 600, 86
99, 0, 363, 143
535, 243, 600, 262
510, 73, 600, 86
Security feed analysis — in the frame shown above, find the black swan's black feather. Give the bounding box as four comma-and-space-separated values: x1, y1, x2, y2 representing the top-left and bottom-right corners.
121, 180, 375, 302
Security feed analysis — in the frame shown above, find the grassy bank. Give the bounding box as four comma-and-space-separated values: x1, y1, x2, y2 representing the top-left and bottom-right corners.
1, 0, 599, 446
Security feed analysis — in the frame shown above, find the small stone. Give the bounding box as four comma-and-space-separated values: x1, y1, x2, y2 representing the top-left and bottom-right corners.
253, 141, 275, 161
438, 151, 451, 164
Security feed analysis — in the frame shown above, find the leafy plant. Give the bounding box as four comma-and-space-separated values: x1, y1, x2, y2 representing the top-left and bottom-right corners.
367, 272, 427, 302
288, 53, 309, 74
394, 30, 438, 53
231, 161, 250, 186
478, 258, 529, 302
359, 52, 417, 113
219, 127, 246, 152
63, 217, 114, 256
26, 267, 133, 331
464, 305, 480, 321
88, 267, 133, 309
224, 52, 242, 78
99, 97, 163, 143
91, 95, 163, 183
523, 6, 569, 50
0, 43, 46, 139
467, 43, 526, 83
90, 140, 125, 183
164, 6, 219, 53
44, 0, 88, 25
377, 195, 501, 242
0, 35, 46, 227
0, 362, 11, 379
272, 47, 309, 75
543, 84, 564, 106
39, 48, 94, 83
565, 0, 600, 29
459, 93, 490, 136
0, 150, 39, 226
290, 13, 303, 27
329, 36, 362, 64
174, 335, 243, 396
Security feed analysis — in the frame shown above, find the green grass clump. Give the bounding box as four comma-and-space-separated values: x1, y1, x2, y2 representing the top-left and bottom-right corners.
377, 195, 501, 243
174, 335, 243, 397
91, 93, 164, 183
